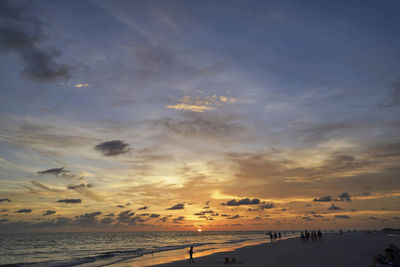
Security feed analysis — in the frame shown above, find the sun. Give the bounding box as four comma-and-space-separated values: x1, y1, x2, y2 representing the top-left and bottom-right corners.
197, 229, 202, 232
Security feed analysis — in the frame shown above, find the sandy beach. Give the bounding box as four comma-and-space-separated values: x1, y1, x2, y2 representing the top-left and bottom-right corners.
113, 231, 400, 267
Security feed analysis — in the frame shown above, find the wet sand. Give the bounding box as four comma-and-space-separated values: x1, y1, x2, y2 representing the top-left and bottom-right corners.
146, 231, 399, 267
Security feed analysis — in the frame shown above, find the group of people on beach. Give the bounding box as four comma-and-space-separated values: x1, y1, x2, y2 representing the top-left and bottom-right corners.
267, 231, 282, 242
300, 230, 322, 242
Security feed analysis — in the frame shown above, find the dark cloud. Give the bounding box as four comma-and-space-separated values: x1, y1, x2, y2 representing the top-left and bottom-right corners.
57, 199, 82, 204
302, 216, 313, 221
100, 217, 114, 225
116, 205, 125, 208
172, 216, 185, 223
334, 215, 350, 219
362, 192, 371, 196
313, 195, 332, 202
138, 206, 148, 210
336, 192, 351, 202
0, 199, 11, 203
369, 217, 378, 220
259, 203, 275, 209
74, 212, 102, 225
37, 167, 67, 175
166, 203, 185, 210
313, 214, 324, 218
328, 204, 341, 210
117, 210, 135, 224
149, 214, 160, 218
0, 1, 70, 81
222, 198, 261, 206
194, 210, 215, 216
94, 140, 130, 156
393, 217, 400, 220
15, 209, 32, 213
67, 184, 93, 190
42, 210, 56, 216
227, 215, 241, 219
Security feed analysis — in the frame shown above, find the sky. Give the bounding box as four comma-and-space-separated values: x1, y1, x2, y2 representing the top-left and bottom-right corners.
0, 0, 400, 232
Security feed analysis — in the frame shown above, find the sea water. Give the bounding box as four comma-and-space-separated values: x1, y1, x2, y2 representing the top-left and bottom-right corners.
0, 231, 298, 266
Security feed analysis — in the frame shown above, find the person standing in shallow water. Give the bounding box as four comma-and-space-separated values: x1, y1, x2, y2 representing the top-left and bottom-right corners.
188, 246, 194, 263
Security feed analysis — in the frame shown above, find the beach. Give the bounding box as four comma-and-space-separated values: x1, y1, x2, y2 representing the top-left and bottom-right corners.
113, 231, 400, 267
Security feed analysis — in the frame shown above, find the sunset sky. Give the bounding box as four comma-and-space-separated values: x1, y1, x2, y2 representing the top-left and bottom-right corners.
1, 0, 400, 232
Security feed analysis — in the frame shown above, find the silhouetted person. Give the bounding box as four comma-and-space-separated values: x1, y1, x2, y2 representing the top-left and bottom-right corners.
274, 232, 277, 241
305, 230, 310, 242
278, 232, 281, 240
270, 232, 273, 242
300, 232, 305, 242
188, 246, 194, 263
317, 230, 322, 241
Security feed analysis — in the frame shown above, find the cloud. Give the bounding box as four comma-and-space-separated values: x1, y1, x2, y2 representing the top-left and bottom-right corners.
74, 212, 102, 225
117, 210, 135, 224
334, 215, 350, 219
31, 181, 62, 193
393, 217, 400, 220
67, 184, 102, 202
369, 217, 378, 220
227, 215, 241, 219
152, 112, 246, 140
313, 214, 324, 218
149, 214, 160, 218
138, 206, 148, 210
194, 210, 215, 216
222, 198, 261, 206
57, 199, 82, 204
100, 217, 114, 224
302, 216, 313, 221
336, 192, 352, 202
42, 210, 56, 216
259, 203, 275, 209
313, 193, 351, 202
0, 1, 70, 81
74, 83, 89, 88
15, 209, 32, 213
172, 216, 185, 223
328, 204, 341, 210
0, 199, 11, 203
313, 196, 332, 202
94, 140, 131, 156
379, 81, 400, 107
165, 104, 215, 112
166, 203, 185, 210
165, 95, 237, 112
37, 167, 67, 176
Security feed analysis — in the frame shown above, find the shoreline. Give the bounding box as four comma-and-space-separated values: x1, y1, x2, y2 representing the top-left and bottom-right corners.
118, 231, 400, 267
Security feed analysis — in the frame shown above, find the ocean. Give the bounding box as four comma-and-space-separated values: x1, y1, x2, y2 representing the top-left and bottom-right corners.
0, 231, 298, 266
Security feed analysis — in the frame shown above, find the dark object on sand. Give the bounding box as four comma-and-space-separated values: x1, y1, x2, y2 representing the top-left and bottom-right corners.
372, 243, 400, 266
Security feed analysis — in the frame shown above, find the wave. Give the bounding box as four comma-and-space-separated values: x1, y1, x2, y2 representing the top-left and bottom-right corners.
0, 237, 264, 267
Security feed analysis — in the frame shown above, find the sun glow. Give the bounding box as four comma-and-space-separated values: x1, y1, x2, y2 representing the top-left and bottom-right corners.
197, 229, 202, 232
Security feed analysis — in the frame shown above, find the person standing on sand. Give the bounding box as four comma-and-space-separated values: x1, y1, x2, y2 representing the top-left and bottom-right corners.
274, 232, 277, 241
270, 232, 273, 242
279, 232, 281, 240
188, 246, 194, 263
